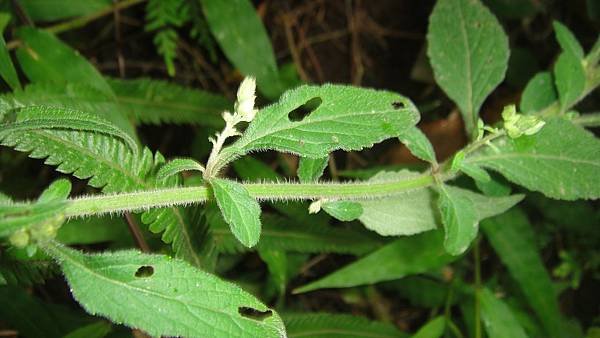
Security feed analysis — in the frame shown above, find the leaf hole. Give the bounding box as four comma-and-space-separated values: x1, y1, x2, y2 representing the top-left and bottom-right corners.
238, 307, 273, 321
288, 97, 322, 122
391, 101, 405, 109
135, 265, 154, 278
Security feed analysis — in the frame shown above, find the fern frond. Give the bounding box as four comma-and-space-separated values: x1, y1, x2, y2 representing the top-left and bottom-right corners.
282, 312, 406, 338
206, 207, 383, 255
145, 0, 189, 76
0, 127, 202, 266
108, 78, 230, 127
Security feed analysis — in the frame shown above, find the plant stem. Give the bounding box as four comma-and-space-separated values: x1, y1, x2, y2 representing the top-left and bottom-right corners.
573, 112, 600, 127
63, 174, 435, 218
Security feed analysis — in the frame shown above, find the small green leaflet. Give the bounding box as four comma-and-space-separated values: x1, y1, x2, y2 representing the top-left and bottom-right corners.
520, 72, 557, 114
219, 84, 420, 164
156, 158, 205, 182
427, 0, 509, 135
398, 126, 437, 164
554, 52, 585, 112
44, 243, 286, 338
297, 156, 328, 183
553, 21, 584, 60
201, 0, 283, 99
480, 288, 528, 338
283, 313, 407, 338
482, 209, 565, 338
437, 185, 478, 256
465, 118, 600, 200
211, 178, 262, 248
411, 316, 445, 338
321, 201, 363, 221
294, 230, 456, 293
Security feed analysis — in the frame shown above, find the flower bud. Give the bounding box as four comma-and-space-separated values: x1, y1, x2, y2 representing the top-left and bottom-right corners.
235, 77, 257, 121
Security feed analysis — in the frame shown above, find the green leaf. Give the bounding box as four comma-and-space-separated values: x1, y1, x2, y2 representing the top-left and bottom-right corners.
108, 77, 230, 127
298, 156, 328, 183
321, 201, 363, 221
465, 118, 600, 200
201, 0, 283, 98
411, 316, 445, 338
63, 321, 112, 338
258, 248, 288, 296
427, 0, 509, 135
294, 230, 456, 293
156, 158, 205, 182
459, 162, 491, 183
211, 178, 262, 248
19, 0, 112, 21
0, 31, 20, 90
57, 216, 129, 245
480, 288, 529, 338
220, 84, 420, 164
209, 211, 381, 256
520, 72, 557, 114
437, 185, 479, 255
554, 52, 586, 112
482, 209, 565, 338
398, 126, 437, 164
44, 244, 286, 338
283, 313, 407, 338
553, 21, 584, 60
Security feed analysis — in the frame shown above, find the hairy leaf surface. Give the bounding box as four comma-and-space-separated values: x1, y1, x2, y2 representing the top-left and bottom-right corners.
554, 52, 585, 111
46, 244, 286, 338
398, 126, 437, 164
297, 156, 328, 183
437, 185, 478, 256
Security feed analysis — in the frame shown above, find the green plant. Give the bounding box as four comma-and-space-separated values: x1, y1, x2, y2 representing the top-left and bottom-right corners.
0, 0, 599, 337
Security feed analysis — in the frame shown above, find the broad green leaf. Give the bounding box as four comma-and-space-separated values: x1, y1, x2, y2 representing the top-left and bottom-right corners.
0, 106, 137, 154
220, 84, 420, 163
209, 209, 381, 255
108, 78, 231, 127
211, 178, 262, 248
283, 313, 407, 338
201, 0, 283, 98
554, 52, 586, 112
427, 0, 509, 135
412, 316, 445, 338
480, 288, 529, 338
398, 126, 437, 164
437, 185, 478, 255
298, 156, 328, 183
294, 230, 456, 293
465, 118, 600, 200
520, 72, 557, 114
0, 27, 20, 90
63, 321, 112, 338
482, 209, 565, 338
156, 158, 205, 181
553, 21, 584, 60
19, 0, 112, 21
321, 201, 363, 221
358, 171, 522, 236
57, 216, 129, 245
44, 244, 286, 338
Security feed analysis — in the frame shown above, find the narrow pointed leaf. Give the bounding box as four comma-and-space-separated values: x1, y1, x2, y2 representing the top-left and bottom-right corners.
480, 288, 529, 338
19, 0, 112, 21
156, 158, 205, 182
520, 72, 557, 114
553, 21, 584, 59
554, 52, 585, 111
0, 32, 20, 90
220, 84, 420, 163
283, 313, 407, 338
465, 118, 600, 200
298, 156, 328, 183
427, 0, 509, 135
437, 185, 478, 255
321, 201, 363, 221
398, 126, 437, 164
412, 316, 445, 338
44, 244, 286, 338
211, 178, 262, 248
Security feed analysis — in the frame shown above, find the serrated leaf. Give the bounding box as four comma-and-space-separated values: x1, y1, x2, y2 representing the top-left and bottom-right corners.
0, 33, 20, 90
294, 230, 456, 293
553, 21, 584, 60
554, 52, 586, 112
520, 72, 557, 114
437, 185, 478, 255
211, 178, 262, 248
283, 313, 407, 338
398, 126, 437, 164
298, 156, 328, 183
480, 288, 529, 338
465, 118, 600, 200
412, 316, 445, 338
108, 77, 230, 127
44, 244, 286, 338
321, 201, 363, 221
201, 0, 283, 98
482, 209, 565, 338
156, 158, 204, 182
220, 84, 419, 163
427, 0, 509, 135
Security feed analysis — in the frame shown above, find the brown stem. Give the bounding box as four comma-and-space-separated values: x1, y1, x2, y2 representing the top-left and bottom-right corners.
124, 212, 150, 252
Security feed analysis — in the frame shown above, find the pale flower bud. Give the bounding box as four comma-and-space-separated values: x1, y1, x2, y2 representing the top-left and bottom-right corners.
235, 77, 257, 120
308, 199, 323, 214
